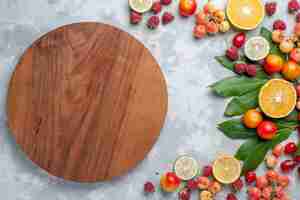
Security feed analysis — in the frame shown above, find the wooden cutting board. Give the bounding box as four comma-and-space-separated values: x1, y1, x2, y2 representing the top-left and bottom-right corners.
7, 22, 168, 182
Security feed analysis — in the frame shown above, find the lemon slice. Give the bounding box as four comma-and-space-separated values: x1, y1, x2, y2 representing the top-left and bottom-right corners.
259, 79, 297, 118
227, 0, 265, 30
212, 155, 241, 184
245, 36, 270, 61
174, 155, 199, 181
129, 0, 153, 13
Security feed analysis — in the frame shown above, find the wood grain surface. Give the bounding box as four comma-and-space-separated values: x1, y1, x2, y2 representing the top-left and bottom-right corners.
7, 22, 168, 182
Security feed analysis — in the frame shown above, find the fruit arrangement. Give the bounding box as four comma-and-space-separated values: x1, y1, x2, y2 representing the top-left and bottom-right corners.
129, 0, 175, 29
193, 1, 231, 39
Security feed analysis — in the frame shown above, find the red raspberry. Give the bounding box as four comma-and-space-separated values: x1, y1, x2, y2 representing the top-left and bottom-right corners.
147, 16, 160, 29
161, 0, 172, 5
231, 178, 244, 192
226, 46, 239, 61
245, 64, 257, 77
288, 0, 300, 13
186, 179, 198, 190
265, 2, 277, 16
245, 171, 256, 184
226, 193, 237, 200
130, 11, 142, 24
178, 188, 191, 200
284, 142, 298, 154
273, 20, 287, 31
202, 165, 213, 177
144, 181, 155, 193
151, 1, 162, 14
162, 12, 175, 25
234, 63, 247, 74
296, 12, 300, 22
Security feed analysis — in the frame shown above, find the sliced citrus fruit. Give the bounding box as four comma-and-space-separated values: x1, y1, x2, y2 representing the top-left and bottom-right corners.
129, 0, 153, 13
212, 155, 241, 184
226, 0, 265, 30
245, 36, 270, 61
259, 79, 297, 118
174, 155, 199, 180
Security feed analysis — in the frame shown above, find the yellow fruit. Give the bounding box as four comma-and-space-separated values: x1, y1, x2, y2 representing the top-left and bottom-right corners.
226, 0, 265, 30
279, 39, 294, 53
219, 21, 231, 33
245, 36, 270, 61
199, 190, 213, 200
129, 0, 153, 13
243, 109, 263, 128
174, 155, 199, 181
259, 79, 297, 118
212, 155, 241, 184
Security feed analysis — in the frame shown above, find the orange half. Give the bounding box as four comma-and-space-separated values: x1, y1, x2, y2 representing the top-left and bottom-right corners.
226, 0, 265, 30
259, 79, 297, 119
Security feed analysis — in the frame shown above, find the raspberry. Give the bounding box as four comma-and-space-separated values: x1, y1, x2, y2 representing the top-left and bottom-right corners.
144, 181, 155, 193
246, 64, 257, 77
265, 2, 277, 16
273, 20, 287, 31
202, 165, 213, 177
161, 0, 172, 5
245, 171, 256, 184
130, 11, 142, 24
186, 179, 198, 190
226, 46, 239, 61
296, 12, 300, 22
234, 63, 247, 74
226, 193, 237, 200
178, 188, 191, 200
162, 12, 174, 25
231, 178, 243, 192
147, 16, 160, 29
151, 1, 162, 14
288, 0, 300, 13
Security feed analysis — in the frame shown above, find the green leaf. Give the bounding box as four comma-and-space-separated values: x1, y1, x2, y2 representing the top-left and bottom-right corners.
211, 77, 267, 97
218, 119, 257, 139
241, 128, 293, 173
225, 89, 260, 116
235, 137, 260, 161
215, 56, 235, 71
242, 142, 269, 174
273, 110, 299, 129
268, 128, 293, 148
260, 27, 286, 59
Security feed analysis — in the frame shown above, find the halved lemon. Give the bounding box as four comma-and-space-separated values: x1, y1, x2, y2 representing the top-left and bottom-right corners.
212, 155, 241, 184
245, 36, 270, 61
174, 155, 199, 181
129, 0, 153, 13
226, 0, 265, 30
259, 79, 297, 118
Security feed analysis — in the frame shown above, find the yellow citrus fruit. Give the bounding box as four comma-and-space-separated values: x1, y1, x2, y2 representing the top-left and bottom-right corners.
259, 79, 297, 118
226, 0, 265, 30
174, 155, 199, 181
245, 36, 270, 61
129, 0, 153, 13
212, 155, 241, 184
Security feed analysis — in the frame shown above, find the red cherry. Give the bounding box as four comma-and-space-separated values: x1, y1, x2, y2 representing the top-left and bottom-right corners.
245, 171, 256, 184
280, 160, 297, 173
233, 32, 246, 48
294, 155, 300, 164
257, 121, 278, 140
284, 142, 298, 154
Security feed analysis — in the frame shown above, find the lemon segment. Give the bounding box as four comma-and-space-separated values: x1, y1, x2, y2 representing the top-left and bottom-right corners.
129, 0, 153, 13
174, 155, 199, 181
